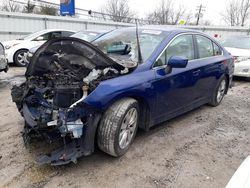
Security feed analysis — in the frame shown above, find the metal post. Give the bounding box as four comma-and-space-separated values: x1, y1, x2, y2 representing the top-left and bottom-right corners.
43, 18, 47, 29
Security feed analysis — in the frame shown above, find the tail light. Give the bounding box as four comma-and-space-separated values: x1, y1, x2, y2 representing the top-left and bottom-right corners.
233, 56, 250, 63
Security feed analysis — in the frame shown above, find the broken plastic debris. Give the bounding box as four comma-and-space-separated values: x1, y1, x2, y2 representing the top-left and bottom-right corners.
83, 69, 102, 84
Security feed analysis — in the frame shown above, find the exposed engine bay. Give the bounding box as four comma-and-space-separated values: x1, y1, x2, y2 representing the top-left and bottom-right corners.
11, 38, 137, 165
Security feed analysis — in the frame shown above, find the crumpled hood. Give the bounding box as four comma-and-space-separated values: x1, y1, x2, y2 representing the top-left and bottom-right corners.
26, 37, 137, 77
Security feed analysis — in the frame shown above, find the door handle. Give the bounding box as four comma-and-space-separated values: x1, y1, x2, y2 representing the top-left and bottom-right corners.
193, 69, 201, 76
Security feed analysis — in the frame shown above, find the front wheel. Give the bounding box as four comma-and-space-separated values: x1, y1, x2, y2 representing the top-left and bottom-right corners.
208, 76, 227, 107
97, 98, 139, 157
14, 49, 28, 67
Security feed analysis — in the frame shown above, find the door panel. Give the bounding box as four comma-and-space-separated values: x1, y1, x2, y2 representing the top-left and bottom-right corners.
192, 35, 226, 99
152, 65, 199, 121
152, 34, 200, 121
150, 33, 228, 124
190, 57, 226, 99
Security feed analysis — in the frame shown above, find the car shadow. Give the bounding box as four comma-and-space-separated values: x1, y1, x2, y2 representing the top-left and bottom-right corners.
233, 76, 250, 83
26, 104, 207, 174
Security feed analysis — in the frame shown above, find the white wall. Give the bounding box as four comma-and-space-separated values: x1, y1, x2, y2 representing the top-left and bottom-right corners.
1, 11, 250, 42
0, 11, 133, 41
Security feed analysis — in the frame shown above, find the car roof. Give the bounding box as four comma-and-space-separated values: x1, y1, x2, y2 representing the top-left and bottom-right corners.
29, 29, 75, 37
76, 30, 108, 34
121, 25, 203, 35
38, 29, 76, 33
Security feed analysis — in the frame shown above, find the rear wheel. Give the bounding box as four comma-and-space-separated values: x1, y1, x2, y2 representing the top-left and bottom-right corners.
97, 98, 139, 157
14, 49, 28, 67
209, 76, 227, 107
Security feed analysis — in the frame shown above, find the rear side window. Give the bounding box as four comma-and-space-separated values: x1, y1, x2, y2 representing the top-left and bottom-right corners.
213, 42, 223, 56
196, 35, 214, 58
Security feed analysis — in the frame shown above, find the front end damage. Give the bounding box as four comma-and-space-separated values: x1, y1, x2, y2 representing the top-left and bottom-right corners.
11, 37, 136, 165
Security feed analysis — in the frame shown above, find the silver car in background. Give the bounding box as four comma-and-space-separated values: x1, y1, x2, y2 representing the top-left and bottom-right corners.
0, 42, 8, 73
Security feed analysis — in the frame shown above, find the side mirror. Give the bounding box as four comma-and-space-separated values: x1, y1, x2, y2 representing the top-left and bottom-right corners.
35, 36, 44, 41
167, 56, 188, 68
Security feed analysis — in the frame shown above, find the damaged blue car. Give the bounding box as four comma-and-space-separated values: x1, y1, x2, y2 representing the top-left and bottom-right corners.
11, 26, 234, 165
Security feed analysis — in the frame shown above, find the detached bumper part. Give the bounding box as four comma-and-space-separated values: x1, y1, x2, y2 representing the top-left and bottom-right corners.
37, 113, 101, 166
66, 119, 84, 138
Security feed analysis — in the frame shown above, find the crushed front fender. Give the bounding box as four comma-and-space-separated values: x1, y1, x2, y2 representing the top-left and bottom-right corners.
37, 112, 101, 166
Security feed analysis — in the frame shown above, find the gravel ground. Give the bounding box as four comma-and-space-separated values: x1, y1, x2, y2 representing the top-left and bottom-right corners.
0, 67, 250, 188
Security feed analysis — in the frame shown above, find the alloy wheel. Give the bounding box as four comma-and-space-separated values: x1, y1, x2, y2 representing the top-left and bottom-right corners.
119, 107, 138, 149
16, 51, 27, 66
217, 79, 226, 103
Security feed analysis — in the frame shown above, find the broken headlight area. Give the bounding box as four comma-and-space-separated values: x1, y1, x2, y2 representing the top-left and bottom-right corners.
11, 37, 137, 165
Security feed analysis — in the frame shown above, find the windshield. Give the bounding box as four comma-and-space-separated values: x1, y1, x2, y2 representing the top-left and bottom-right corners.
93, 27, 168, 63
220, 36, 250, 49
17, 30, 48, 40
71, 31, 103, 42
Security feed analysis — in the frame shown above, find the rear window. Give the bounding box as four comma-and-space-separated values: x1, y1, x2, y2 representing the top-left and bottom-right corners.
220, 36, 250, 49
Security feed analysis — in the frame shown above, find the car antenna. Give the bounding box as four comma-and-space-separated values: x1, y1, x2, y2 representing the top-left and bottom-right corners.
135, 19, 143, 64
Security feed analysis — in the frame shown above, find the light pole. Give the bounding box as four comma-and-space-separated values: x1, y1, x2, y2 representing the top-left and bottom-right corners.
195, 4, 206, 25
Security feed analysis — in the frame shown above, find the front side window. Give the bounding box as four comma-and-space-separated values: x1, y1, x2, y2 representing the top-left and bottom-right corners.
50, 32, 62, 39
196, 35, 214, 58
155, 34, 194, 67
34, 33, 50, 41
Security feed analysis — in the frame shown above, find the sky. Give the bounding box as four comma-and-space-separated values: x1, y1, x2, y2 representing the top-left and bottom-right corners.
50, 0, 227, 25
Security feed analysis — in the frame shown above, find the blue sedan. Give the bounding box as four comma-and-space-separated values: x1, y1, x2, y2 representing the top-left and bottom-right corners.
11, 26, 234, 165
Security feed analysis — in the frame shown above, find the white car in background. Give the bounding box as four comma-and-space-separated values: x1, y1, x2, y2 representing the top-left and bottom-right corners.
24, 30, 109, 64
220, 36, 250, 80
226, 155, 250, 188
2, 29, 75, 66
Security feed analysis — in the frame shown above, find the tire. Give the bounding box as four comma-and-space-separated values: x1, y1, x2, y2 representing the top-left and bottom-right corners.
97, 98, 139, 157
14, 49, 28, 67
208, 76, 227, 107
